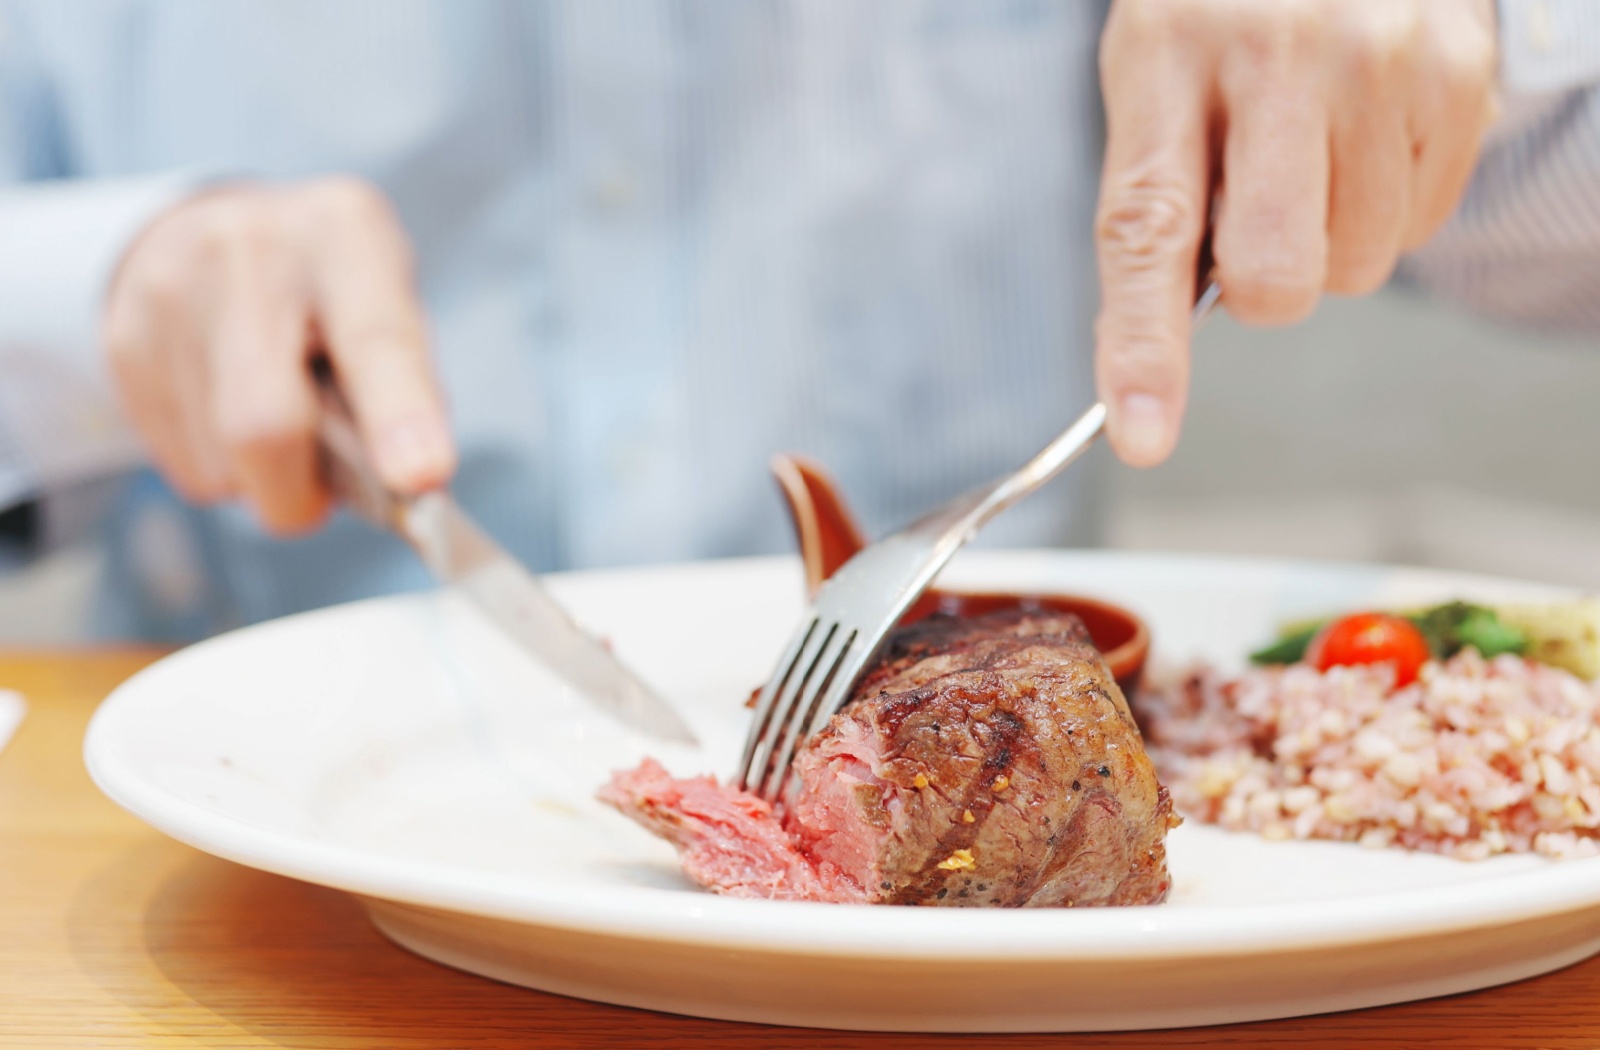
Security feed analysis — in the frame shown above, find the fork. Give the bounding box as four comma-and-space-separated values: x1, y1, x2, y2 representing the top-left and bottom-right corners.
735, 278, 1224, 801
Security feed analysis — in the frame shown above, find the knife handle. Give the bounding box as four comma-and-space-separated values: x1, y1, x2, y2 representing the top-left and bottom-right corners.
310, 357, 412, 530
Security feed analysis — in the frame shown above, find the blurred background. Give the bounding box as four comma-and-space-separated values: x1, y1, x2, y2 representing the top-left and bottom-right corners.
2, 282, 1595, 643
1111, 286, 1600, 582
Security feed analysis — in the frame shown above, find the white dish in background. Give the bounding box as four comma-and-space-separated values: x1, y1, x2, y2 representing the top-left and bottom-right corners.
84, 552, 1600, 1032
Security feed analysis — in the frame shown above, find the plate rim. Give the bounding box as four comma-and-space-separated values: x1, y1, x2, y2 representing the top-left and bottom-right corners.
84, 550, 1600, 961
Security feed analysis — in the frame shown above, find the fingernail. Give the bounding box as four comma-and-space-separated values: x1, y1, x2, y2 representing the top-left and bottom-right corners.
378, 417, 453, 489
1115, 394, 1170, 465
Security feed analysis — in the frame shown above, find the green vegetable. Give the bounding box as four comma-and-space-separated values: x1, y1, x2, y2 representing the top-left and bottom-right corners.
1408, 601, 1527, 660
1249, 600, 1527, 667
1249, 622, 1322, 665
1452, 606, 1528, 658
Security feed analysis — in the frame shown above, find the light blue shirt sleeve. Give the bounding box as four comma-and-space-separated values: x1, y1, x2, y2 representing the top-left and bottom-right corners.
0, 2, 205, 510
0, 1, 1113, 642
18, 0, 1600, 644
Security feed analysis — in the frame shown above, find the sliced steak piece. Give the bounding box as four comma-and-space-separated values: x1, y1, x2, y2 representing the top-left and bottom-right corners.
601, 608, 1176, 907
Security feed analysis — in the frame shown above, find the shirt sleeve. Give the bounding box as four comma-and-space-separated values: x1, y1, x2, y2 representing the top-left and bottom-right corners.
1399, 1, 1600, 331
0, 174, 205, 511
0, 0, 207, 513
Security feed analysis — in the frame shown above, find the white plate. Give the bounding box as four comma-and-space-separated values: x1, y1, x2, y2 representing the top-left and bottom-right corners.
85, 552, 1600, 1032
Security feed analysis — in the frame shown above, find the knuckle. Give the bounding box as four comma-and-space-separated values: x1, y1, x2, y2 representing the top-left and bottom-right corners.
1096, 178, 1201, 274
309, 175, 398, 230
1224, 264, 1321, 323
1102, 0, 1197, 67
301, 176, 414, 270
1341, 48, 1386, 95
215, 403, 311, 460
1219, 226, 1324, 321
1416, 10, 1495, 97
202, 201, 284, 258
1106, 0, 1174, 40
1227, 0, 1304, 64
1113, 0, 1209, 52
1339, 7, 1415, 88
1440, 34, 1496, 97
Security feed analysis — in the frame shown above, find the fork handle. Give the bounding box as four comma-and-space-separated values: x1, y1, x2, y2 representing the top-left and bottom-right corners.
979, 276, 1223, 522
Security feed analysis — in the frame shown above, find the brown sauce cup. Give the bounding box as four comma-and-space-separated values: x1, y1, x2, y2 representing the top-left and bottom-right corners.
770, 454, 1150, 696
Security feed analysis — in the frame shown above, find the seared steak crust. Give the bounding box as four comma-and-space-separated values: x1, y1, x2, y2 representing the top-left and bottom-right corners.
602, 608, 1175, 907
790, 610, 1175, 906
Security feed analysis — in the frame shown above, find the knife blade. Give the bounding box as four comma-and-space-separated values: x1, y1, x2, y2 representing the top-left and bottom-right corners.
311, 360, 698, 745
400, 491, 698, 744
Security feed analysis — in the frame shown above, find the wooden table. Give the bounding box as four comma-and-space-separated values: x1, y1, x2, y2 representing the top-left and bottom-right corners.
5, 650, 1600, 1049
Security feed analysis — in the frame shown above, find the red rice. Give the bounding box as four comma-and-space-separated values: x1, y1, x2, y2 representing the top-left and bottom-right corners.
1136, 649, 1600, 860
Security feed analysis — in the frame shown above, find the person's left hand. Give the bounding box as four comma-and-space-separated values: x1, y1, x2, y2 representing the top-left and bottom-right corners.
1094, 0, 1499, 467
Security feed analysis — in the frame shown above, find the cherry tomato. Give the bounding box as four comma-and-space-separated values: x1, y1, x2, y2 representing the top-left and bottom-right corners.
1306, 613, 1432, 687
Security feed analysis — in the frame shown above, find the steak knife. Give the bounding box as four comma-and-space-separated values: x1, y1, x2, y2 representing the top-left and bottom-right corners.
311, 361, 698, 745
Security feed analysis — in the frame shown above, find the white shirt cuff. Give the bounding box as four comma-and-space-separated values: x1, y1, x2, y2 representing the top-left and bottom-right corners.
0, 170, 205, 502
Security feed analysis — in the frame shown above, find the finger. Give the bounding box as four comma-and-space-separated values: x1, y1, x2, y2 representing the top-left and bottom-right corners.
1094, 12, 1212, 468
207, 236, 329, 535
1326, 105, 1411, 296
302, 180, 454, 494
104, 273, 235, 503
1213, 57, 1330, 325
165, 313, 236, 497
1402, 17, 1496, 249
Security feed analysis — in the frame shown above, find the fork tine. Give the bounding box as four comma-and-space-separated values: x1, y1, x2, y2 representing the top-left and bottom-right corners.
736, 282, 1225, 801
757, 627, 855, 801
735, 618, 817, 790
746, 621, 839, 798
771, 640, 875, 807
798, 638, 874, 744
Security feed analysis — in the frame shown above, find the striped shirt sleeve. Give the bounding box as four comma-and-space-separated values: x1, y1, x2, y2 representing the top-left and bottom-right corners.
1400, 1, 1600, 331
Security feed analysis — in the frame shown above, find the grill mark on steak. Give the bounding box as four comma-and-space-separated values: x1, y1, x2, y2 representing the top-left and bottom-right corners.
879, 675, 1035, 905
793, 610, 1174, 907
603, 607, 1175, 907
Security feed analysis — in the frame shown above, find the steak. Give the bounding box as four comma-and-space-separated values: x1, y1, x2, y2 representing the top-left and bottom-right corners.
600, 608, 1176, 907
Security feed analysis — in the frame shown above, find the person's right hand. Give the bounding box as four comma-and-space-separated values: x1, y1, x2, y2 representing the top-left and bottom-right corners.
103, 177, 456, 535
1093, 0, 1498, 468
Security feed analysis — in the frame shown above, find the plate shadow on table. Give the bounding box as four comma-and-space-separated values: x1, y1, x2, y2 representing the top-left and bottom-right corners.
60, 836, 1600, 1050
